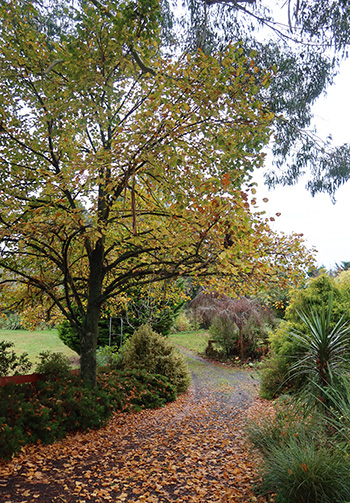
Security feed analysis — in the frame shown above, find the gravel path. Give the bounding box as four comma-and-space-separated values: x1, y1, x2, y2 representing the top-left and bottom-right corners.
179, 346, 260, 410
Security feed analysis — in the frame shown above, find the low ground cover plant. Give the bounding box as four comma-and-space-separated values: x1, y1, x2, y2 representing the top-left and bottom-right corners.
0, 351, 176, 459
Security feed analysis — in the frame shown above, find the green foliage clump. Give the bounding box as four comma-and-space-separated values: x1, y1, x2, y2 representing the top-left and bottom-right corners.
285, 274, 348, 330
57, 317, 112, 355
35, 351, 72, 381
172, 311, 193, 332
260, 274, 350, 398
0, 312, 23, 330
0, 367, 176, 459
259, 353, 291, 400
0, 340, 32, 376
96, 345, 122, 370
122, 324, 191, 394
57, 320, 81, 354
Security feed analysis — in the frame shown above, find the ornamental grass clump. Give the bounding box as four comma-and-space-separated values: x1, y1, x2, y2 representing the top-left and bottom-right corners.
121, 324, 191, 394
257, 436, 350, 503
247, 397, 350, 503
246, 396, 323, 458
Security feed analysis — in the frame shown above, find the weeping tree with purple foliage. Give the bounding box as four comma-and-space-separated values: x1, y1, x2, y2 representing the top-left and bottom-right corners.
190, 291, 275, 359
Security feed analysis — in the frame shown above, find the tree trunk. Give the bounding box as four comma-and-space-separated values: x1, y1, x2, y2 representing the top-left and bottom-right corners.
239, 327, 245, 359
80, 305, 100, 387
80, 242, 104, 387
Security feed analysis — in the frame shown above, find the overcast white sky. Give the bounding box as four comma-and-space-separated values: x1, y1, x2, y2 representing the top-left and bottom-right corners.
253, 58, 350, 271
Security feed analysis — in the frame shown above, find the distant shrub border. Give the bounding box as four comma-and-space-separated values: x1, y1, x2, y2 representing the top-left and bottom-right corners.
0, 368, 176, 460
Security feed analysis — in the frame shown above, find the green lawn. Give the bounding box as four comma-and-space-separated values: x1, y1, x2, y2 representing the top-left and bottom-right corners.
0, 329, 78, 367
168, 329, 209, 353
1, 327, 207, 371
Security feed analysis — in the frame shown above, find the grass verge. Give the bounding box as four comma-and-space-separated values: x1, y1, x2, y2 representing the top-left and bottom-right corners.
0, 329, 78, 366
1, 327, 208, 369
168, 329, 209, 353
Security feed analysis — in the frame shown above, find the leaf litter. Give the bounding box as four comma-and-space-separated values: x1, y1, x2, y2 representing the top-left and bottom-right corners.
0, 352, 273, 503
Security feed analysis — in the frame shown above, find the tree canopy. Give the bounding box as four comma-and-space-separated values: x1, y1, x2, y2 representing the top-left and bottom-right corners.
0, 0, 315, 385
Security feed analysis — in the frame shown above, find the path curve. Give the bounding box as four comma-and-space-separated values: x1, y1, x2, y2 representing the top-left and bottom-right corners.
179, 346, 260, 410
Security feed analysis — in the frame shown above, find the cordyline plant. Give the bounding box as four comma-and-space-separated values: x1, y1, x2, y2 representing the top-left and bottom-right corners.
288, 298, 350, 393
0, 0, 314, 386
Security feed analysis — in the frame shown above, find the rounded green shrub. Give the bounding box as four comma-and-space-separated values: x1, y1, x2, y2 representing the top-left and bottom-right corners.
121, 324, 191, 394
35, 351, 72, 381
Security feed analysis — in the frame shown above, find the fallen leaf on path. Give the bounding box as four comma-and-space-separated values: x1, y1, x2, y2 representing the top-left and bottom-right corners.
0, 384, 274, 502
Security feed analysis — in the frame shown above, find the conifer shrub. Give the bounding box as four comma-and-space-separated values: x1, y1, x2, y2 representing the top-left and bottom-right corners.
0, 367, 176, 459
57, 317, 111, 354
98, 369, 176, 412
121, 324, 191, 394
57, 319, 81, 354
259, 353, 291, 399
